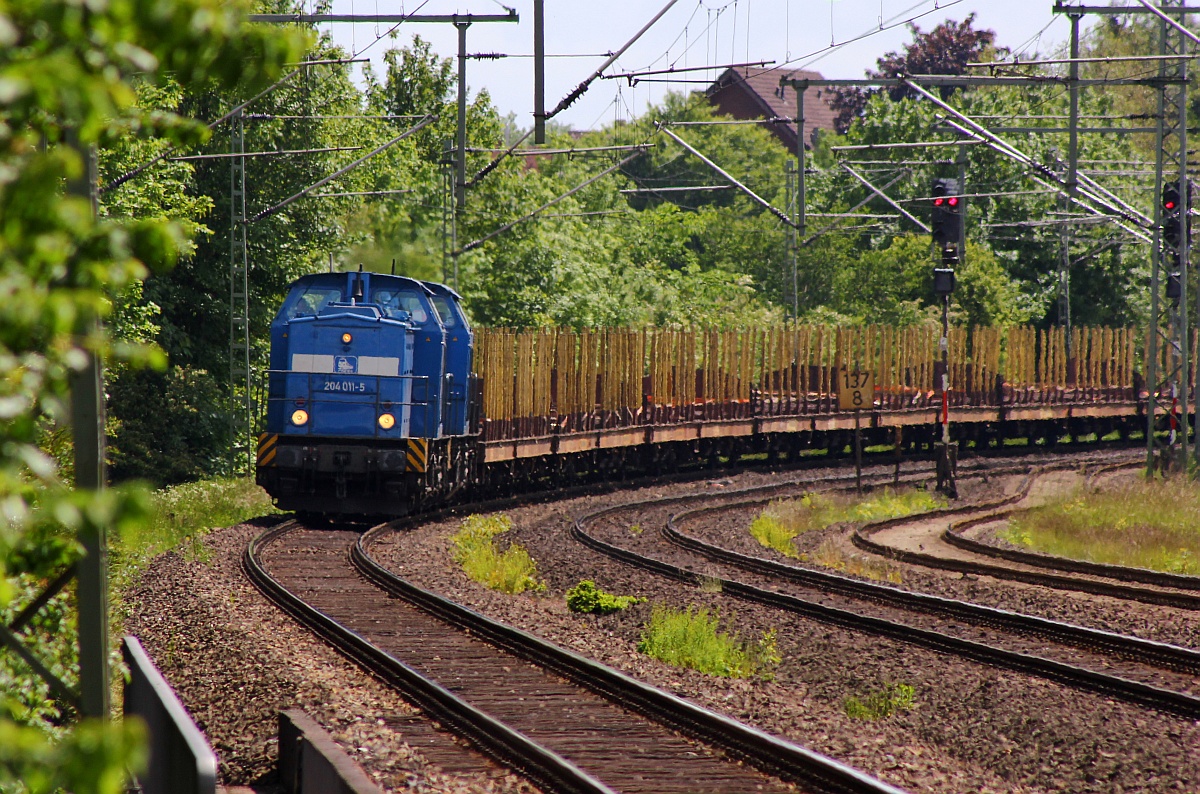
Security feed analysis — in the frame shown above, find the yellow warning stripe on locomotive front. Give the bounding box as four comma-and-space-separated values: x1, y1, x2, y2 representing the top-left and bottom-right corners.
406, 438, 428, 473
257, 433, 278, 467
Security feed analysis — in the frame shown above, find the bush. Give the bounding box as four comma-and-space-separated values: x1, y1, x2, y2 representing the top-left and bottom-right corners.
748, 513, 800, 558
450, 514, 543, 595
637, 605, 779, 679
565, 580, 644, 614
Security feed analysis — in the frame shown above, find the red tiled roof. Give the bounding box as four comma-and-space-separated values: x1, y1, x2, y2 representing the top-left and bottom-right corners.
706, 67, 839, 150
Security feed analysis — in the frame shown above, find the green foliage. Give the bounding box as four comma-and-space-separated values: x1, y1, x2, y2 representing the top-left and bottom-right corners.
107, 366, 232, 485
752, 488, 944, 545
110, 477, 278, 596
1005, 480, 1200, 574
818, 20, 1151, 330
565, 580, 644, 615
450, 514, 544, 595
0, 0, 301, 785
748, 513, 801, 558
0, 717, 148, 794
844, 683, 916, 720
637, 605, 779, 680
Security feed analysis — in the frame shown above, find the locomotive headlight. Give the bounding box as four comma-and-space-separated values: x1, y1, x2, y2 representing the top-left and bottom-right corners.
291, 409, 309, 426
342, 333, 352, 344
378, 413, 396, 430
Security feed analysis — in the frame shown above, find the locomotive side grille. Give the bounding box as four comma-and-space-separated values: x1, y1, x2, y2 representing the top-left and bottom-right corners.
406, 439, 428, 472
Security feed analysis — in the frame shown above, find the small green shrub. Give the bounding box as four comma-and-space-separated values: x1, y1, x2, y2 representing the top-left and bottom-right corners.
450, 514, 543, 594
637, 605, 779, 679
565, 580, 645, 614
844, 683, 916, 720
748, 513, 798, 557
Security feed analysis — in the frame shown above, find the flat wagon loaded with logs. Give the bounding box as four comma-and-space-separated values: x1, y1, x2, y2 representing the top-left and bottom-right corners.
473, 323, 1151, 481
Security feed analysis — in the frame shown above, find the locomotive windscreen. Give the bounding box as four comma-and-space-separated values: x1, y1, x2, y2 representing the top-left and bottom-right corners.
429, 295, 459, 328
285, 285, 342, 319
370, 288, 429, 322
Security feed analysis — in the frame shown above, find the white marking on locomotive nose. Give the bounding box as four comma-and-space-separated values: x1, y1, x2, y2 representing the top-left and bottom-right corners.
291, 354, 335, 373
357, 356, 400, 376
290, 354, 400, 377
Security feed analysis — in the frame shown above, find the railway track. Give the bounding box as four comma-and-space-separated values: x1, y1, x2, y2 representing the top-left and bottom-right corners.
567, 459, 1200, 720
245, 519, 908, 794
853, 463, 1200, 611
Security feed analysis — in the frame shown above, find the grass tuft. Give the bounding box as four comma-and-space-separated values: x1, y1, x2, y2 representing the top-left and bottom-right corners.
749, 488, 944, 558
1004, 479, 1200, 574
565, 580, 644, 614
450, 514, 544, 594
844, 683, 916, 720
637, 605, 780, 679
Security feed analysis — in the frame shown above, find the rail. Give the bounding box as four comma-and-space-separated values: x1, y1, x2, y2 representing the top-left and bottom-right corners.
662, 474, 1200, 676
352, 526, 910, 794
567, 465, 1200, 720
243, 521, 617, 794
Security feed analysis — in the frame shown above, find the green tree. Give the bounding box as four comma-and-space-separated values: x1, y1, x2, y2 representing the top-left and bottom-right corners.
0, 0, 301, 788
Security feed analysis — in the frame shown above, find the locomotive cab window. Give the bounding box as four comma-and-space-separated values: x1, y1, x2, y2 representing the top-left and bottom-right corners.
430, 295, 459, 329
372, 288, 428, 323
284, 286, 342, 319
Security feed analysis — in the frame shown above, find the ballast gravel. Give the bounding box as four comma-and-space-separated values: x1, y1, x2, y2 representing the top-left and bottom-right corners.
122, 449, 1199, 793
122, 518, 538, 793
369, 456, 1200, 794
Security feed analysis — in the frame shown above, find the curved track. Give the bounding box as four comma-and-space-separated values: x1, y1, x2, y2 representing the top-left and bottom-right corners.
567, 461, 1200, 720
852, 463, 1200, 610
245, 519, 908, 794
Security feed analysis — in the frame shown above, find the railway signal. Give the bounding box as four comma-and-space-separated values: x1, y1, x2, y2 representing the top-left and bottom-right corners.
1163, 183, 1183, 251
930, 178, 961, 499
930, 178, 962, 247
940, 244, 959, 268
1162, 183, 1190, 306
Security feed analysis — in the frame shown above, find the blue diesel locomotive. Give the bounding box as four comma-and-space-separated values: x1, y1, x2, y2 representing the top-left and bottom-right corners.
255, 270, 479, 515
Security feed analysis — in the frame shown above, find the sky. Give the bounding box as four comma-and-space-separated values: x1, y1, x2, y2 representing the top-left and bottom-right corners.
321, 0, 1075, 131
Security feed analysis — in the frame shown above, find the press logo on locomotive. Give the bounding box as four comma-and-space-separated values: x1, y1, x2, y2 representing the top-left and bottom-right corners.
335, 355, 357, 374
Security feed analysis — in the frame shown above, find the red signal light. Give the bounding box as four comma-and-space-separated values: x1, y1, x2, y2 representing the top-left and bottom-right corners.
948, 196, 959, 207
1165, 200, 1177, 210
933, 197, 944, 206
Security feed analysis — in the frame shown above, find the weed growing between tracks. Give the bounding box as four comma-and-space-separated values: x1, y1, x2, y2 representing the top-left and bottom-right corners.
749, 488, 945, 558
1004, 479, 1200, 574
566, 580, 645, 614
451, 514, 544, 594
637, 605, 780, 680
843, 683, 916, 721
